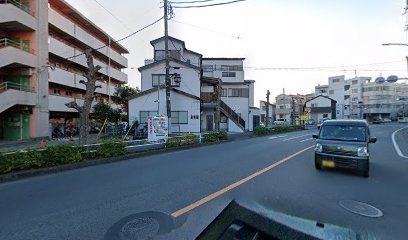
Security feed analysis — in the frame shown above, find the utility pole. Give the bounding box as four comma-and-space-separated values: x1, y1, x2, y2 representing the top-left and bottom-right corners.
265, 90, 270, 127
164, 0, 171, 124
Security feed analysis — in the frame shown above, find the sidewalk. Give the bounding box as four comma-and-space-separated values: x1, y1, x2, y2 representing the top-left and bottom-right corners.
0, 134, 99, 151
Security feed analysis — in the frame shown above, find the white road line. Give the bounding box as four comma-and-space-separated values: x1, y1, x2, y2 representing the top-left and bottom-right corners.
392, 127, 408, 159
300, 138, 314, 143
283, 134, 312, 141
268, 135, 287, 140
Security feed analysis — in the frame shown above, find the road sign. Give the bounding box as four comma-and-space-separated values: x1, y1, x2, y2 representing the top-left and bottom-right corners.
300, 115, 310, 121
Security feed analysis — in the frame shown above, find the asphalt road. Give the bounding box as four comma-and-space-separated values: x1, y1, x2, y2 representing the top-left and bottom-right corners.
0, 124, 407, 239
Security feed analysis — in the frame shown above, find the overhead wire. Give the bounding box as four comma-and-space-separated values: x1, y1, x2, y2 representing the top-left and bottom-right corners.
171, 0, 219, 4
172, 0, 246, 8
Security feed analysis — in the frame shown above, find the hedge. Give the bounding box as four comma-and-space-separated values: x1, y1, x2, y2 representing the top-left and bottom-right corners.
203, 131, 228, 143
254, 125, 305, 136
166, 134, 200, 148
0, 140, 127, 174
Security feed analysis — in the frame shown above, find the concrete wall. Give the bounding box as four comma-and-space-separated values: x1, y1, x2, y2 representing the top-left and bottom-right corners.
140, 61, 201, 97
202, 59, 244, 83
129, 90, 201, 133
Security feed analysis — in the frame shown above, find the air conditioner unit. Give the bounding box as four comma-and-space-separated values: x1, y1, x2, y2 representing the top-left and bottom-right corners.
21, 69, 33, 76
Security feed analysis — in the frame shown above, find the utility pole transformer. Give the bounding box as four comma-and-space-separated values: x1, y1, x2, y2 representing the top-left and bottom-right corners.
266, 90, 270, 127
164, 0, 171, 123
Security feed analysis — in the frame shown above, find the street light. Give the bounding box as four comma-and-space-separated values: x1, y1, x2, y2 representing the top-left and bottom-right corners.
382, 43, 408, 47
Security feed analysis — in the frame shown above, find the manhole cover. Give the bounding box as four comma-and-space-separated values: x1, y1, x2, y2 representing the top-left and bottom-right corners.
119, 217, 159, 240
339, 200, 383, 218
105, 211, 175, 240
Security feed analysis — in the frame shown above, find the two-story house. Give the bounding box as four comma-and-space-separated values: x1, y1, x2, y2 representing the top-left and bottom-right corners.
128, 36, 257, 134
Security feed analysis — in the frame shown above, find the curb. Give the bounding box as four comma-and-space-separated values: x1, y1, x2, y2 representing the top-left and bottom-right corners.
0, 140, 228, 184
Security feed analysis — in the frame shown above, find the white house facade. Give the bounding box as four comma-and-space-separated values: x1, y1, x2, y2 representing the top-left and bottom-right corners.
128, 37, 258, 134
305, 95, 337, 123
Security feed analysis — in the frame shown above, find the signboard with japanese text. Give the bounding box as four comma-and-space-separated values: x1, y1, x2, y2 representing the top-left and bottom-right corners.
148, 115, 168, 142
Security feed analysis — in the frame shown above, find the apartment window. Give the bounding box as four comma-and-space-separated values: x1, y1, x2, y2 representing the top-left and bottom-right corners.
221, 88, 227, 97
329, 90, 334, 95
154, 50, 181, 61
222, 72, 236, 78
332, 79, 340, 83
140, 111, 158, 124
53, 89, 61, 96
220, 65, 243, 71
202, 65, 214, 72
262, 106, 266, 111
311, 103, 317, 107
344, 85, 350, 91
279, 105, 285, 109
66, 91, 72, 97
152, 74, 180, 87
352, 89, 358, 93
352, 80, 358, 85
228, 88, 248, 97
76, 93, 83, 99
323, 114, 329, 118
220, 114, 228, 123
381, 86, 391, 91
344, 95, 350, 100
320, 89, 327, 93
279, 114, 284, 119
171, 111, 188, 124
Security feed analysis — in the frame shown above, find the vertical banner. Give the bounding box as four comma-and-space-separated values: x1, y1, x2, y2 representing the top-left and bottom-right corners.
148, 115, 168, 142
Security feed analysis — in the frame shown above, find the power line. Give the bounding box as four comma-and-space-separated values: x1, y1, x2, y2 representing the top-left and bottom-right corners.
92, 0, 131, 31
171, 19, 242, 39
172, 0, 246, 8
65, 17, 163, 60
171, 0, 219, 4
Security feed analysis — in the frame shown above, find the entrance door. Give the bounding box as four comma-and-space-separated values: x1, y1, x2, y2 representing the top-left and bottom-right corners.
206, 115, 214, 131
253, 115, 260, 130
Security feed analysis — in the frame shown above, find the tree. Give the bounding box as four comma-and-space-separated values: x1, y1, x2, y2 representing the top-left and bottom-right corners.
65, 49, 102, 145
93, 102, 122, 123
112, 85, 140, 113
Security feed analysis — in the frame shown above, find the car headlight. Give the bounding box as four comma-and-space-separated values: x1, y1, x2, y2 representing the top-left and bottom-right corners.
315, 143, 322, 153
357, 147, 369, 157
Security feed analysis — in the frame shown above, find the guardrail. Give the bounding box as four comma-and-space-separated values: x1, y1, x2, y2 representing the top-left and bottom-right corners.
0, 38, 35, 54
0, 0, 36, 17
0, 81, 35, 93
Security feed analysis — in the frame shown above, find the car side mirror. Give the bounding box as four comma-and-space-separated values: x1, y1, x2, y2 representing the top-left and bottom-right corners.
369, 137, 377, 143
312, 134, 318, 139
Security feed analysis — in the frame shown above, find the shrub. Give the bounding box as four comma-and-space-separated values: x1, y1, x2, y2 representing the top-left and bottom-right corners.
43, 144, 83, 166
0, 148, 44, 174
96, 139, 127, 157
203, 131, 229, 143
183, 134, 200, 145
166, 137, 182, 148
254, 126, 269, 136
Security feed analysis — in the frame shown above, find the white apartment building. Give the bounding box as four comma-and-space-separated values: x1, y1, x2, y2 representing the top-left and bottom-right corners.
317, 75, 408, 120
0, 0, 128, 140
128, 36, 258, 133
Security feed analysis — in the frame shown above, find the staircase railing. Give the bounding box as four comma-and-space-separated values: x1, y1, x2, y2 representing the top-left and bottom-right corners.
220, 100, 245, 129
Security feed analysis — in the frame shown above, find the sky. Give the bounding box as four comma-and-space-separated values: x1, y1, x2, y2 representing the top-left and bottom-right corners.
65, 0, 408, 106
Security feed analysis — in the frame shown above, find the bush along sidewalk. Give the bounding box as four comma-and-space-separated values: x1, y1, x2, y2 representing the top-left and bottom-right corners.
203, 131, 228, 143
254, 125, 306, 136
165, 134, 200, 148
0, 139, 127, 174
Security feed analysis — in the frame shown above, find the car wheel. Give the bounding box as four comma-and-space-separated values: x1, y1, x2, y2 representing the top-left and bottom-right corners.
315, 160, 322, 170
359, 168, 369, 178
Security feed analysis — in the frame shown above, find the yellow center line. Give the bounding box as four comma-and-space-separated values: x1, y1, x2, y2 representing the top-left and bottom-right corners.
171, 145, 315, 218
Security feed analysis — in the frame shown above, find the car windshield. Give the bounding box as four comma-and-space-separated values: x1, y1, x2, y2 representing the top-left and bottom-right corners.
319, 125, 366, 142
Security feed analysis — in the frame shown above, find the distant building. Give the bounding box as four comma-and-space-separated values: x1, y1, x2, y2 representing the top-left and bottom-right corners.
315, 85, 329, 97
317, 75, 408, 120
305, 95, 337, 123
275, 93, 306, 124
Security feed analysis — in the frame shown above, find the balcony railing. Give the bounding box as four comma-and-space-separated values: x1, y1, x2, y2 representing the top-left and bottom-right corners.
0, 81, 35, 93
0, 0, 35, 17
0, 38, 35, 54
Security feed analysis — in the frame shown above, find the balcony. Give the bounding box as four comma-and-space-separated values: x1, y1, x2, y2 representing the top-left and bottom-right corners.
48, 8, 127, 68
49, 38, 128, 83
0, 38, 36, 68
49, 68, 116, 95
0, 81, 36, 113
0, 1, 36, 31
49, 95, 98, 113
